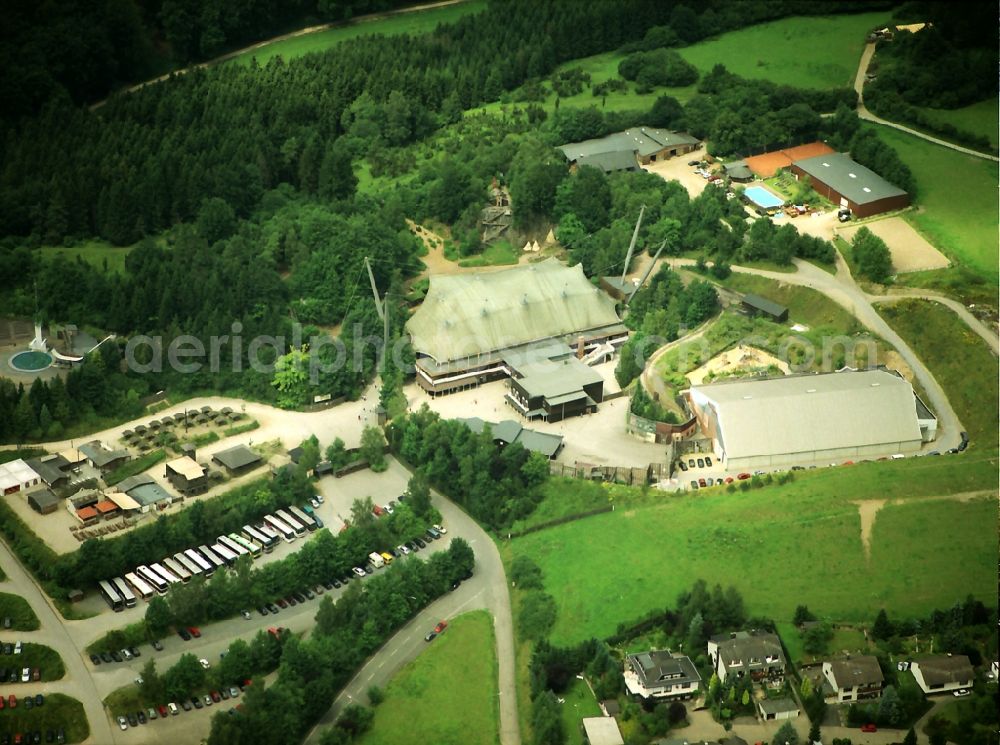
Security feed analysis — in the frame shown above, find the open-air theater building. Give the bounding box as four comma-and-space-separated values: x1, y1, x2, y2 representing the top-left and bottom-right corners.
405, 259, 628, 422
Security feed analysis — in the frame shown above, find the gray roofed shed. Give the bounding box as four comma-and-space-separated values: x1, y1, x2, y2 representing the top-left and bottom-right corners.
456, 417, 564, 459
212, 445, 263, 473
577, 150, 640, 173
793, 152, 906, 205
742, 293, 788, 322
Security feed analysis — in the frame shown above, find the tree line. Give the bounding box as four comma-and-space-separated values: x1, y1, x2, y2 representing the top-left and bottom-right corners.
206, 538, 474, 744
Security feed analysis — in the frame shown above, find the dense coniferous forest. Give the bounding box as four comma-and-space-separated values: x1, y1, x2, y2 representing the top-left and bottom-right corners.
0, 0, 908, 444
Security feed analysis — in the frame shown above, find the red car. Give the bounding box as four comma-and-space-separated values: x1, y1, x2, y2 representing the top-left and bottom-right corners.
210, 691, 221, 703
8, 694, 16, 708
158, 704, 169, 718
187, 626, 201, 638
860, 724, 877, 733
372, 505, 384, 517
724, 476, 734, 484
434, 620, 448, 634
698, 478, 707, 487
737, 472, 751, 480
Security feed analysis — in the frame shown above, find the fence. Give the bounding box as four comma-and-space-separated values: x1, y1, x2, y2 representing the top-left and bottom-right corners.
506, 504, 614, 539
549, 461, 672, 486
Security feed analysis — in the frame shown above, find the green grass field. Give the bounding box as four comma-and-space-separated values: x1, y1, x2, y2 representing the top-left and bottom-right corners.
509, 472, 996, 645
0, 693, 89, 743
913, 98, 999, 151
559, 678, 602, 745
879, 299, 999, 448
871, 126, 999, 282
719, 273, 861, 331
458, 240, 520, 268
776, 621, 870, 665
230, 0, 486, 66
37, 240, 132, 275
20, 643, 66, 681
0, 593, 40, 631
356, 611, 498, 745
677, 12, 892, 90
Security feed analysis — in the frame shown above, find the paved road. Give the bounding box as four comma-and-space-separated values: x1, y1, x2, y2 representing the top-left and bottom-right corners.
853, 42, 999, 162
88, 0, 470, 110
303, 460, 520, 745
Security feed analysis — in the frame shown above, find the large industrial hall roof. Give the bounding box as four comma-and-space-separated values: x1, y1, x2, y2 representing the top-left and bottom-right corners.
406, 258, 624, 364
689, 369, 924, 459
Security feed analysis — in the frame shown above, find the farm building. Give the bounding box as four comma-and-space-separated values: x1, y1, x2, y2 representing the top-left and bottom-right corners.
78, 441, 130, 472
686, 369, 935, 469
406, 258, 627, 398
28, 489, 60, 515
0, 460, 42, 495
24, 455, 70, 490
790, 152, 910, 218
456, 417, 564, 459
741, 293, 788, 322
559, 128, 700, 173
212, 445, 263, 476
744, 141, 835, 178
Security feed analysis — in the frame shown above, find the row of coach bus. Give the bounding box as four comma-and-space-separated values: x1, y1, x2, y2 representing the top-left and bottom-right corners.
98, 507, 318, 611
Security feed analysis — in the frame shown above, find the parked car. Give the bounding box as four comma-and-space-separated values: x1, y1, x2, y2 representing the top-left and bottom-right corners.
706, 478, 714, 486
434, 620, 448, 634
136, 710, 146, 724
167, 703, 179, 716
151, 640, 163, 651
158, 704, 170, 718
397, 544, 410, 555
687, 458, 695, 468
372, 505, 384, 517
415, 537, 426, 549
147, 707, 157, 721
737, 472, 751, 480
129, 646, 141, 658
309, 497, 320, 509
303, 589, 315, 601
953, 689, 971, 697
860, 724, 877, 733
383, 503, 394, 514
705, 456, 713, 467
178, 629, 191, 641
698, 478, 707, 487
21, 668, 29, 683
211, 691, 221, 703
121, 648, 132, 660
432, 523, 447, 534
199, 658, 210, 670
187, 626, 201, 638
406, 541, 418, 552
690, 480, 698, 489
678, 460, 688, 471
191, 697, 203, 710
332, 579, 342, 589
126, 713, 137, 727
293, 591, 307, 603
14, 641, 22, 654
8, 694, 15, 708
34, 695, 42, 707
220, 688, 230, 700
180, 700, 192, 711
258, 606, 269, 617
89, 654, 101, 665
240, 609, 252, 620
203, 695, 213, 707
267, 603, 280, 614
229, 686, 241, 698
352, 567, 366, 577
117, 716, 128, 731
696, 458, 705, 468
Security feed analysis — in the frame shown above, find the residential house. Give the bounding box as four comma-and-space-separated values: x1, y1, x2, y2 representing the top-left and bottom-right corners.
910, 655, 974, 695
707, 630, 786, 684
822, 656, 885, 702
624, 650, 702, 700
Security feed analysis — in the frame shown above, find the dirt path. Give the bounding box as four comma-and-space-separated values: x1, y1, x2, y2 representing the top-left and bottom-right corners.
89, 0, 470, 110
853, 42, 998, 162
854, 491, 991, 560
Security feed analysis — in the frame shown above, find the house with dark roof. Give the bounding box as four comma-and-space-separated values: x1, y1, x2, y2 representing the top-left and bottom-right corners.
790, 152, 910, 218
707, 630, 786, 684
117, 473, 173, 510
506, 352, 605, 424
28, 489, 60, 515
212, 445, 263, 476
757, 697, 800, 720
625, 650, 702, 700
25, 455, 70, 490
164, 456, 208, 495
559, 128, 700, 173
910, 655, 974, 695
78, 441, 131, 472
823, 656, 885, 702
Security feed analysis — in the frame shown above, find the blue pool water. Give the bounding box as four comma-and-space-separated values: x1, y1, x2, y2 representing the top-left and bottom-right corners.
744, 185, 785, 210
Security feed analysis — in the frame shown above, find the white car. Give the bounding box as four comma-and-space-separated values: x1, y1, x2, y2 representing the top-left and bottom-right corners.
135, 676, 144, 686
117, 715, 129, 731
314, 494, 324, 504
199, 658, 210, 670
21, 667, 30, 682
383, 504, 394, 514
204, 694, 213, 707
13, 641, 21, 655
352, 567, 367, 577
432, 523, 447, 535
397, 544, 410, 555
953, 688, 971, 697
121, 648, 133, 660
168, 702, 179, 716
310, 497, 320, 509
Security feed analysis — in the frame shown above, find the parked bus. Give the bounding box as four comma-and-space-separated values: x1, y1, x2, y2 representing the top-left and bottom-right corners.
174, 552, 203, 578
217, 535, 249, 559
198, 545, 226, 571
136, 565, 169, 595
276, 509, 306, 537
149, 562, 181, 586
288, 505, 317, 533
263, 514, 296, 543
98, 579, 124, 612
124, 571, 155, 601
228, 533, 262, 558
185, 548, 215, 577
243, 524, 275, 553
111, 577, 137, 608
162, 557, 191, 583
256, 523, 280, 546
210, 542, 238, 566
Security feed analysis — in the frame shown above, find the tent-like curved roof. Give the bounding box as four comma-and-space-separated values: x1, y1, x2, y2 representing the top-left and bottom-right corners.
406, 258, 623, 364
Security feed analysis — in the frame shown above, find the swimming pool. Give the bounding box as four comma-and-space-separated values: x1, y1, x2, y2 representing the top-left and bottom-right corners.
744, 185, 785, 210
10, 350, 53, 372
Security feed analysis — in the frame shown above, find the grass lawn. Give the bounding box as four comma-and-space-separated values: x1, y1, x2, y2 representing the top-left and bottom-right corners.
356, 610, 499, 745
458, 240, 520, 267
20, 643, 66, 681
718, 273, 860, 331
230, 0, 486, 66
509, 456, 996, 645
913, 98, 999, 151
0, 693, 89, 743
37, 239, 132, 275
509, 478, 615, 535
871, 126, 999, 282
559, 678, 602, 745
0, 593, 40, 631
879, 298, 999, 448
777, 622, 870, 666
677, 12, 893, 90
